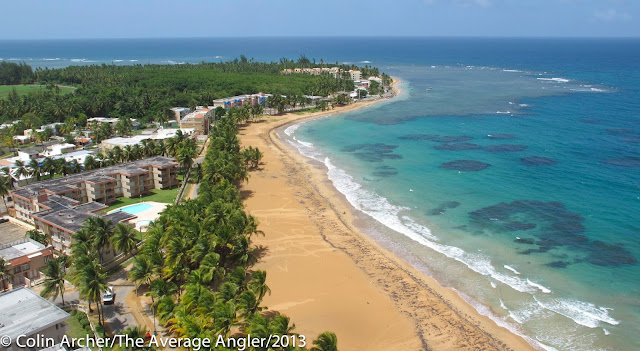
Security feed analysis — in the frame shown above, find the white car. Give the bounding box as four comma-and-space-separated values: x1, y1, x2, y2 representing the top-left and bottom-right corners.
103, 286, 115, 305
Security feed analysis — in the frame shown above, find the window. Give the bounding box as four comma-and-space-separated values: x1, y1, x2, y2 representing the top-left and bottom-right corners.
14, 266, 21, 274
22, 263, 30, 271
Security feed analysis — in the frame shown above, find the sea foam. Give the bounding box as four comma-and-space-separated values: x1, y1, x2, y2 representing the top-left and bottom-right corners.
533, 296, 620, 329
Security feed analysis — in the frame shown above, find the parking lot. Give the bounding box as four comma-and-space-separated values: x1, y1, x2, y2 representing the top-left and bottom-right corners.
0, 220, 29, 246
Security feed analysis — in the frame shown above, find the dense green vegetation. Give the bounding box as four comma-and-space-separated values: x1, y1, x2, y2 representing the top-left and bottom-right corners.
0, 57, 366, 125
0, 62, 34, 85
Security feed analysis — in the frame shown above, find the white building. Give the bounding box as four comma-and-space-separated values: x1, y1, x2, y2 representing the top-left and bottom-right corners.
349, 70, 362, 81
0, 288, 70, 351
100, 128, 194, 151
43, 143, 77, 157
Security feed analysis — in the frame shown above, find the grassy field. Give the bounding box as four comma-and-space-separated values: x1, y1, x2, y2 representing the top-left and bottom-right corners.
0, 84, 75, 99
104, 187, 179, 212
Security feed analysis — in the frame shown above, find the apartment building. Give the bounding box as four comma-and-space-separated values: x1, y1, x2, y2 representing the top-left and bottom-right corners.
10, 156, 179, 223
0, 288, 70, 351
31, 202, 135, 256
212, 93, 271, 109
0, 239, 54, 290
179, 106, 212, 135
170, 107, 192, 122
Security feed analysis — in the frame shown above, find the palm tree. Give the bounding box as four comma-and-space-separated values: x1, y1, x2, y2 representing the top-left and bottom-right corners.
79, 258, 108, 326
42, 157, 56, 179
311, 332, 338, 351
27, 159, 42, 182
83, 216, 115, 263
128, 256, 153, 296
14, 160, 29, 184
0, 257, 13, 291
40, 256, 67, 305
112, 223, 138, 256
0, 176, 11, 211
84, 155, 98, 170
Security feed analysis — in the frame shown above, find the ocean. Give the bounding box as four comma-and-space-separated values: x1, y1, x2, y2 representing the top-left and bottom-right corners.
2, 37, 638, 351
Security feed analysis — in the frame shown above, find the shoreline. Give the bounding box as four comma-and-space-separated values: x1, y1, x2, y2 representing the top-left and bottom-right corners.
238, 80, 538, 350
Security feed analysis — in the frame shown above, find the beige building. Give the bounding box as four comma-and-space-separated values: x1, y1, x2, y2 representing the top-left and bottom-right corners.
179, 107, 212, 135
10, 156, 179, 224
0, 239, 54, 290
0, 288, 70, 351
349, 70, 362, 81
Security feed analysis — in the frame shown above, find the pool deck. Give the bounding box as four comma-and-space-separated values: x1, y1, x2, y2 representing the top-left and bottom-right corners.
107, 201, 168, 231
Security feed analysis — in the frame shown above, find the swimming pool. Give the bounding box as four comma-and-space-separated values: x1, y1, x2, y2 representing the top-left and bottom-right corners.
116, 203, 153, 215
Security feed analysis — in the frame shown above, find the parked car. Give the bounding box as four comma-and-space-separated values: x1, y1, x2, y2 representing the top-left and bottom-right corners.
0, 218, 9, 224
103, 286, 116, 305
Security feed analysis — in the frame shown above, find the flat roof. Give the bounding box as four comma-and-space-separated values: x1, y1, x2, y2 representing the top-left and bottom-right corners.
0, 288, 70, 340
11, 156, 178, 200
0, 239, 45, 261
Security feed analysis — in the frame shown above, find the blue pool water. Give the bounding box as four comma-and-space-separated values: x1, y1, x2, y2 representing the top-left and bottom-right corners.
116, 203, 152, 215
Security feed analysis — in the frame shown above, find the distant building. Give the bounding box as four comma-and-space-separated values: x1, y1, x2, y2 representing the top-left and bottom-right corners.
87, 117, 141, 129
42, 143, 77, 157
212, 93, 271, 110
349, 70, 362, 81
100, 128, 194, 151
0, 239, 54, 290
170, 107, 192, 122
0, 288, 70, 351
179, 106, 212, 135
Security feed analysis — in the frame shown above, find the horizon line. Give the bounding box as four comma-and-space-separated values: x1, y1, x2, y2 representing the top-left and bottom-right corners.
1, 35, 640, 41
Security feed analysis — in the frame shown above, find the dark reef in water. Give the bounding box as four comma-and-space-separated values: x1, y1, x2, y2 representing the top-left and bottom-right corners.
341, 143, 402, 162
484, 144, 528, 152
441, 160, 491, 171
585, 241, 638, 266
487, 133, 517, 140
602, 157, 640, 167
619, 136, 640, 144
372, 165, 398, 177
427, 201, 461, 215
605, 128, 635, 135
434, 143, 483, 151
468, 200, 637, 267
514, 237, 535, 245
580, 119, 600, 124
521, 156, 557, 165
546, 261, 569, 268
399, 134, 474, 143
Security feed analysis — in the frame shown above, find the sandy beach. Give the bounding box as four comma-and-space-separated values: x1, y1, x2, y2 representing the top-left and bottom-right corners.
238, 83, 538, 351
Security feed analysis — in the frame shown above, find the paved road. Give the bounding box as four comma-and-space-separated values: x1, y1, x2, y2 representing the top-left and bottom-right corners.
36, 265, 137, 334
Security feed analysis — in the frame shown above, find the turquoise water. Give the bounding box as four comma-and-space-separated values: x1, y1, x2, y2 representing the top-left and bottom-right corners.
285, 56, 639, 350
116, 203, 152, 215
3, 37, 638, 351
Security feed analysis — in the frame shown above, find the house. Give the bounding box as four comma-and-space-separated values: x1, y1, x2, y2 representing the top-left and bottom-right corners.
170, 107, 192, 122
0, 239, 54, 290
42, 143, 77, 157
0, 288, 70, 351
12, 135, 32, 144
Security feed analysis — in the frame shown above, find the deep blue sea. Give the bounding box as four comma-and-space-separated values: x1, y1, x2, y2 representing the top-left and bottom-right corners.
2, 38, 638, 351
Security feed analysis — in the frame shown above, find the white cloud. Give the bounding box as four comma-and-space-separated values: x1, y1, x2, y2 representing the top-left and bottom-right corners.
594, 8, 632, 21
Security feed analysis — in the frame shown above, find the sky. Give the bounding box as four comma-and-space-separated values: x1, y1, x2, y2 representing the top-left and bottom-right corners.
1, 0, 638, 39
